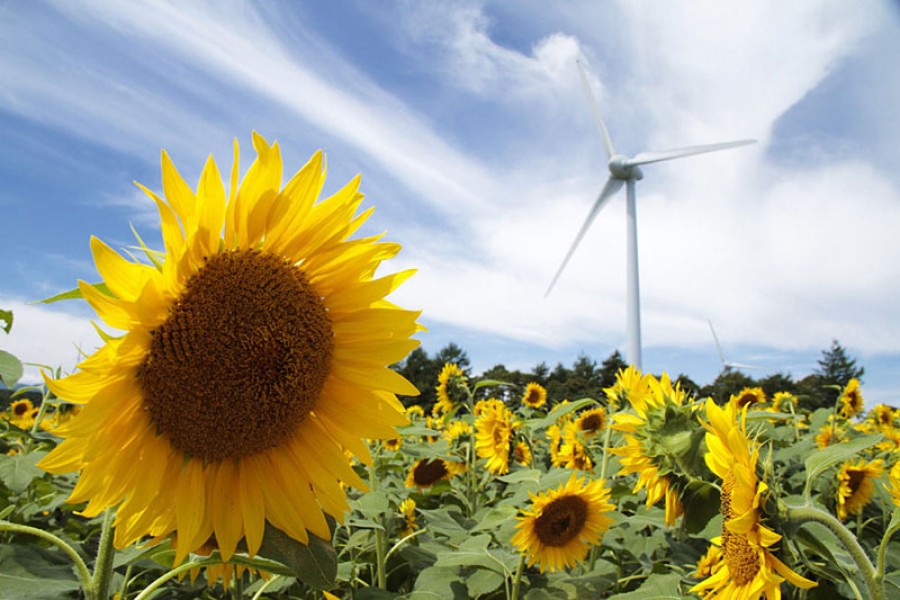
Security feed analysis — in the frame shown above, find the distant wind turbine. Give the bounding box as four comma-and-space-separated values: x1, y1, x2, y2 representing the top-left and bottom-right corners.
707, 320, 765, 373
546, 61, 756, 369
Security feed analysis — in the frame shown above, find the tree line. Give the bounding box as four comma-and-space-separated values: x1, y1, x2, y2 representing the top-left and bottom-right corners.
391, 339, 867, 414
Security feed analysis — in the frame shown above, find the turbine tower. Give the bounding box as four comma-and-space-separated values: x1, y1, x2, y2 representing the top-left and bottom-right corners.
546, 61, 755, 369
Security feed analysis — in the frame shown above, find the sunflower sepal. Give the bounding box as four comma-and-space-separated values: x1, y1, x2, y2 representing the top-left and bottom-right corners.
36, 282, 113, 305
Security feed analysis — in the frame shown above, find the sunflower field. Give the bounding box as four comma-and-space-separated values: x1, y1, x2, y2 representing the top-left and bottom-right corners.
2, 137, 900, 599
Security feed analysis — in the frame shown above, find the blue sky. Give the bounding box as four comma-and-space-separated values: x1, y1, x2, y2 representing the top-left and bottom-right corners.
1, 1, 899, 405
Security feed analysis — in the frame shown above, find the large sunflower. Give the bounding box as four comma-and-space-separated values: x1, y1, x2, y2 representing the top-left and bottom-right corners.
37, 133, 421, 565
511, 473, 614, 573
691, 399, 816, 598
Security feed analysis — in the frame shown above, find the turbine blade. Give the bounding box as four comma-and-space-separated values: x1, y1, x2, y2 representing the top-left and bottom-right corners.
546, 177, 624, 296
576, 60, 616, 159
708, 319, 726, 364
626, 139, 756, 167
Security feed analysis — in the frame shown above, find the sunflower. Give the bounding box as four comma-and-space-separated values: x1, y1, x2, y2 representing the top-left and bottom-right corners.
730, 387, 766, 411
610, 372, 693, 526
443, 419, 472, 443
433, 363, 466, 416
36, 133, 422, 565
511, 472, 614, 573
475, 403, 515, 475
513, 441, 532, 466
474, 397, 505, 417
815, 416, 847, 448
839, 378, 864, 418
836, 458, 884, 520
405, 458, 465, 489
691, 399, 816, 598
383, 438, 402, 452
557, 422, 593, 472
886, 462, 900, 509
405, 404, 425, 419
521, 382, 547, 409
603, 365, 650, 410
575, 406, 606, 439
694, 540, 725, 580
398, 498, 417, 537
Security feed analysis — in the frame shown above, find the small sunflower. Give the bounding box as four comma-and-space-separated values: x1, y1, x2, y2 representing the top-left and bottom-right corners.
557, 422, 593, 472
886, 462, 900, 509
521, 382, 547, 409
513, 441, 532, 466
9, 399, 33, 421
836, 458, 884, 520
442, 419, 472, 443
603, 365, 650, 410
475, 404, 515, 475
37, 134, 421, 564
815, 416, 847, 448
839, 378, 864, 418
405, 458, 465, 489
730, 387, 766, 411
547, 424, 564, 467
511, 473, 614, 573
575, 406, 606, 439
434, 363, 466, 416
405, 404, 425, 419
693, 540, 725, 580
398, 498, 417, 537
691, 399, 816, 598
383, 438, 402, 452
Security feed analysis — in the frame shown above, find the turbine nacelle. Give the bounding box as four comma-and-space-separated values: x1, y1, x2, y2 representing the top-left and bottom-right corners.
609, 155, 643, 181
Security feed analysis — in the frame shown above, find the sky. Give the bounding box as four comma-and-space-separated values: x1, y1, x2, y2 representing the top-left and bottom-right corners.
1, 1, 899, 405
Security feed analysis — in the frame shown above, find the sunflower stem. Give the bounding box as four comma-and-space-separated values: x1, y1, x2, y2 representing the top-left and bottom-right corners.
91, 509, 117, 600
0, 520, 92, 596
509, 554, 526, 600
367, 458, 388, 589
598, 418, 614, 482
876, 511, 900, 587
786, 504, 884, 600
132, 558, 216, 600
249, 575, 281, 600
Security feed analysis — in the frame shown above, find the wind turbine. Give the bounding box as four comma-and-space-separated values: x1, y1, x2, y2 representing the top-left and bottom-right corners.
546, 61, 756, 369
708, 319, 765, 373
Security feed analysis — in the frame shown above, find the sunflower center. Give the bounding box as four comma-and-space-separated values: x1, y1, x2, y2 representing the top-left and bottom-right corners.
847, 469, 866, 495
413, 459, 448, 486
138, 249, 333, 462
580, 413, 602, 433
12, 402, 31, 417
534, 495, 588, 547
720, 472, 760, 585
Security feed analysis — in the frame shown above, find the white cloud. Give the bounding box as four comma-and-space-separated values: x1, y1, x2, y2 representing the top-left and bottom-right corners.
0, 299, 100, 384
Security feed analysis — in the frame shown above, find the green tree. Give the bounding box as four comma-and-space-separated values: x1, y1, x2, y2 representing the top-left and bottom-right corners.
598, 350, 628, 390
814, 339, 864, 387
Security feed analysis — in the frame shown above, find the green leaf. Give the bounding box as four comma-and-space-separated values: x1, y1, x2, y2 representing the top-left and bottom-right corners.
0, 350, 23, 388
35, 282, 112, 304
0, 309, 12, 334
0, 452, 47, 494
414, 565, 468, 599
526, 398, 597, 430
471, 504, 518, 532
496, 468, 541, 485
466, 568, 505, 596
0, 544, 82, 599
256, 522, 336, 589
803, 434, 882, 495
607, 573, 684, 599
681, 480, 721, 534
